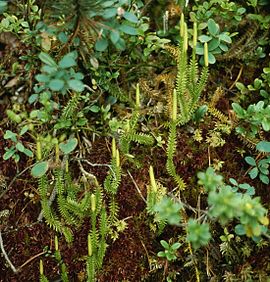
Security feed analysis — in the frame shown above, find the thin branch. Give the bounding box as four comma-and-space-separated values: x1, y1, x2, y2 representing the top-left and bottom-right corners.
229, 65, 243, 90
168, 192, 209, 216
127, 170, 146, 203
0, 229, 47, 274
18, 250, 46, 271
37, 187, 57, 222
74, 158, 112, 170
78, 160, 98, 181
0, 230, 18, 273
73, 157, 116, 179
140, 238, 151, 270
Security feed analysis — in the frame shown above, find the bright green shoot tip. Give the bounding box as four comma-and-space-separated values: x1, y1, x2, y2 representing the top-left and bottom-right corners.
204, 42, 209, 67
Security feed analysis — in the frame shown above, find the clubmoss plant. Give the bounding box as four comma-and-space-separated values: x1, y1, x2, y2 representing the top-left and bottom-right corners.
166, 14, 209, 191
54, 236, 69, 282
39, 260, 49, 282
119, 84, 154, 155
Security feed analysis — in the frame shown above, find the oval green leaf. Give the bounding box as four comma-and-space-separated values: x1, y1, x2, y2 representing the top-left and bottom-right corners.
31, 161, 49, 178
3, 148, 15, 160
35, 74, 50, 83
49, 79, 65, 91
23, 148, 33, 157
219, 33, 232, 44
235, 224, 246, 235
68, 79, 85, 92
19, 125, 29, 136
229, 178, 238, 186
95, 38, 108, 52
245, 156, 256, 166
4, 130, 17, 142
119, 24, 137, 35
207, 19, 219, 36
198, 35, 212, 43
110, 30, 120, 44
160, 240, 169, 249
38, 52, 57, 67
208, 53, 216, 64
16, 142, 25, 153
232, 103, 245, 118
256, 141, 270, 152
249, 167, 258, 179
103, 7, 117, 19
123, 11, 138, 23
59, 52, 77, 69
208, 38, 220, 51
219, 43, 228, 52
90, 105, 100, 113
59, 138, 78, 154
259, 174, 269, 184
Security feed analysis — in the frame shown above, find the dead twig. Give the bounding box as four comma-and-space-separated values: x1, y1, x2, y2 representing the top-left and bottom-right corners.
37, 187, 57, 222
127, 170, 146, 203
0, 229, 47, 274
17, 250, 46, 271
74, 157, 116, 179
229, 65, 243, 90
0, 229, 17, 273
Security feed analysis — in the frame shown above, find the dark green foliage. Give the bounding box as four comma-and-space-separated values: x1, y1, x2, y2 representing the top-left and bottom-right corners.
175, 37, 209, 124
166, 122, 186, 190
35, 51, 85, 95
45, 0, 103, 20
97, 207, 107, 268
186, 219, 211, 249
44, 0, 140, 52
104, 158, 121, 195
153, 196, 182, 225
86, 255, 95, 282
61, 92, 82, 120
106, 82, 131, 104
108, 197, 119, 226
119, 106, 154, 155
54, 236, 69, 282
86, 204, 108, 281
198, 168, 269, 238
157, 240, 181, 261
233, 101, 270, 139
196, 18, 233, 64
38, 165, 97, 243
2, 1, 270, 281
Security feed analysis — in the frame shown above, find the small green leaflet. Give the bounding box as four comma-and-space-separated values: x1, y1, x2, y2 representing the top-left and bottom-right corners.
256, 141, 270, 152
59, 52, 77, 69
59, 138, 78, 154
31, 161, 49, 178
38, 52, 57, 67
95, 38, 108, 52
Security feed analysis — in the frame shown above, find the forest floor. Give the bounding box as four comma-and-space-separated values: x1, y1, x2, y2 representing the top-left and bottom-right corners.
0, 12, 270, 281
1, 111, 270, 281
